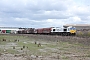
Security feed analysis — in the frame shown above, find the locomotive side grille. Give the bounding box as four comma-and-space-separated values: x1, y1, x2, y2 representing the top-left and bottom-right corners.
64, 29, 67, 32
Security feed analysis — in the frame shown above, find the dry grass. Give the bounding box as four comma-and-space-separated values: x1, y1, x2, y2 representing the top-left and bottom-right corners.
0, 34, 90, 60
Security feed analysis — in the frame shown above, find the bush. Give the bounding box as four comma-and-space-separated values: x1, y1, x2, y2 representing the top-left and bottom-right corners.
76, 31, 84, 36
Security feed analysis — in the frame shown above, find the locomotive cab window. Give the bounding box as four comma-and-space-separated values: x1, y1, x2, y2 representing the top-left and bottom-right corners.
70, 28, 72, 30
68, 28, 70, 31
73, 28, 76, 30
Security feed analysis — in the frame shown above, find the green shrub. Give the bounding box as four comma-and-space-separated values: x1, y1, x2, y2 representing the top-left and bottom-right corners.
87, 32, 90, 36
77, 31, 84, 36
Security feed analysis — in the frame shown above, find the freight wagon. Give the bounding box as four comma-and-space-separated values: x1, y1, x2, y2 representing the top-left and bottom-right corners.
17, 28, 35, 34
35, 27, 52, 34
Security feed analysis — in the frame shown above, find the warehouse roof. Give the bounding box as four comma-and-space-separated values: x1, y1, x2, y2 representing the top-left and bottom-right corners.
63, 24, 90, 26
0, 27, 20, 29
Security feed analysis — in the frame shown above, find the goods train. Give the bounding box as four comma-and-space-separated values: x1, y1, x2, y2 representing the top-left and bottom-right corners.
17, 26, 76, 36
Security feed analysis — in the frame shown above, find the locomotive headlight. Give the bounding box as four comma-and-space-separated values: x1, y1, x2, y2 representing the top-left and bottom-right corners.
70, 30, 76, 33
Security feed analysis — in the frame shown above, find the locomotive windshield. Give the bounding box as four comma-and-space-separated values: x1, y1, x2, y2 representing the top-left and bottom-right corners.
70, 27, 76, 30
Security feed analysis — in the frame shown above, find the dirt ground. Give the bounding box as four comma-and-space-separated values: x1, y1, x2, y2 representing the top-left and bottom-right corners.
0, 34, 90, 60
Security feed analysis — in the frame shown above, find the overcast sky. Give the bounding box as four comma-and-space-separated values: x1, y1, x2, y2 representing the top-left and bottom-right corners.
0, 0, 90, 28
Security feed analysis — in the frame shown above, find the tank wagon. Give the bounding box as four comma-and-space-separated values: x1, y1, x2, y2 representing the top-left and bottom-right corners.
17, 26, 76, 36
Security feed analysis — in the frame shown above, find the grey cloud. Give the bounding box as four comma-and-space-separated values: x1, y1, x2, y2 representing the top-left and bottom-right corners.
0, 0, 68, 17
0, 0, 90, 28
26, 0, 68, 11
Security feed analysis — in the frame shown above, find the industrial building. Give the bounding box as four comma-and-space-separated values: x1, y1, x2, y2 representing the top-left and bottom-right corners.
63, 24, 90, 31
